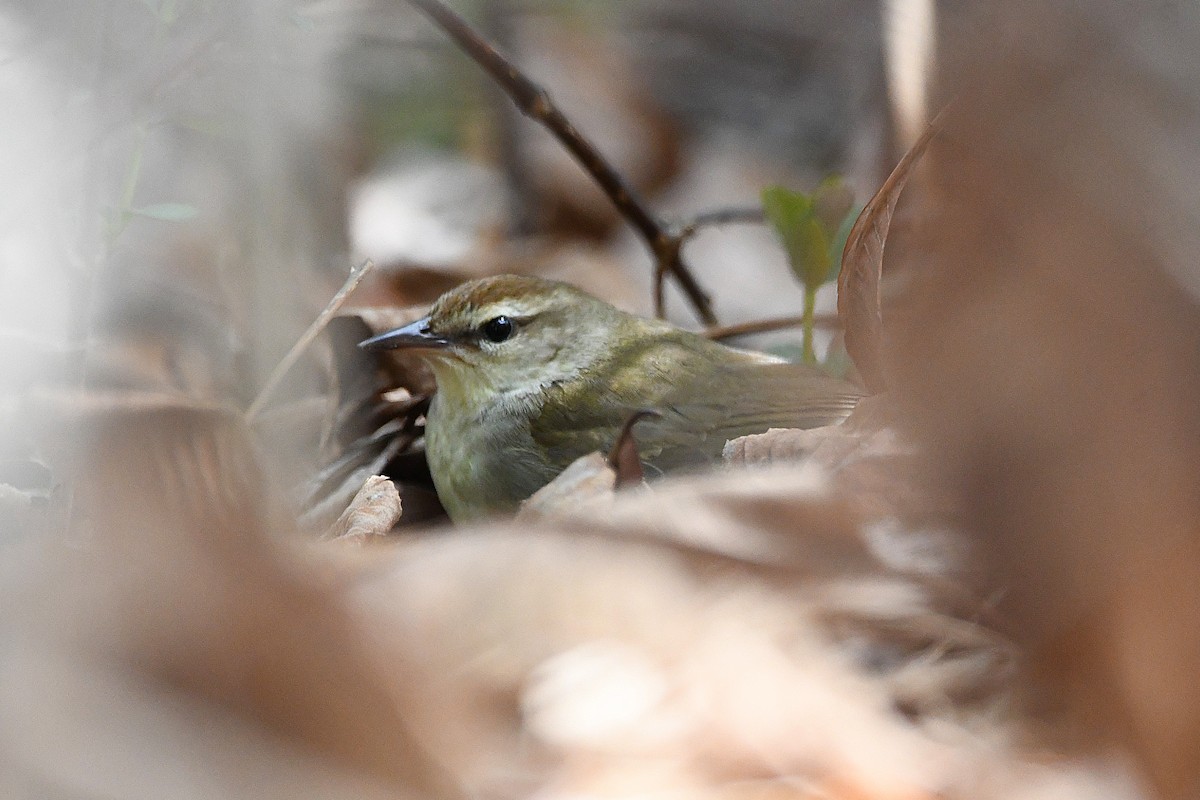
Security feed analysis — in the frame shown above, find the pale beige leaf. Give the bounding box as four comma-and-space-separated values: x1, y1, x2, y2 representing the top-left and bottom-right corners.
327, 475, 403, 542
518, 451, 615, 520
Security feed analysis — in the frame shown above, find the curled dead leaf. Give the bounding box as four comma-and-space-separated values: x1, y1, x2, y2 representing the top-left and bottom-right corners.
327, 475, 403, 542
723, 396, 951, 530
518, 451, 616, 520
837, 117, 940, 393
607, 409, 659, 489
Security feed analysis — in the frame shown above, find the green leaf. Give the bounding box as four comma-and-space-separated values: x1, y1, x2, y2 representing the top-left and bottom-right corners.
763, 178, 859, 367
827, 202, 862, 284
796, 215, 831, 287
813, 176, 857, 285
761, 185, 809, 229
813, 175, 855, 237
762, 185, 837, 290
762, 185, 811, 274
132, 203, 199, 222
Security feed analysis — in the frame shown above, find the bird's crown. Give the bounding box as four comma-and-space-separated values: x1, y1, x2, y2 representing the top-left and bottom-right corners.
425, 274, 607, 342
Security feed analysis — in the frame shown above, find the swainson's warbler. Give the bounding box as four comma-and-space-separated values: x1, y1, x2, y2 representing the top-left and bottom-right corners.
361, 275, 861, 520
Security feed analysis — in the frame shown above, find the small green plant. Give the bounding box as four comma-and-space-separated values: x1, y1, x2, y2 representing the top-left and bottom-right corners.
761, 177, 857, 364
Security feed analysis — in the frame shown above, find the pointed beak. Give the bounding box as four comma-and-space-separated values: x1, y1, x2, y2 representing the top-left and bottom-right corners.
358, 317, 452, 352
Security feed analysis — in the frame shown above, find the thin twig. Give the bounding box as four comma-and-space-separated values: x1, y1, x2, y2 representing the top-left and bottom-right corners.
704, 312, 841, 341
652, 207, 766, 318
675, 206, 765, 243
246, 259, 376, 420
405, 0, 717, 325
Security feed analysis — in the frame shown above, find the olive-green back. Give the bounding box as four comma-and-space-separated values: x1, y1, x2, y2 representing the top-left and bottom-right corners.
530, 331, 862, 475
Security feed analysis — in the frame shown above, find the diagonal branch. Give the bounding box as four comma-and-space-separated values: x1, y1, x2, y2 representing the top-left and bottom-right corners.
246, 259, 376, 420
675, 206, 765, 243
405, 0, 717, 325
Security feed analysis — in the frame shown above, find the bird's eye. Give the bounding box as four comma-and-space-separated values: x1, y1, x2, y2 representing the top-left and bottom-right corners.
480, 315, 515, 343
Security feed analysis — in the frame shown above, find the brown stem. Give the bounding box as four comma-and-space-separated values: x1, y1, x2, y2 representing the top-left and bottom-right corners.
405, 0, 717, 325
676, 206, 765, 242
247, 259, 376, 420
607, 410, 660, 488
704, 312, 841, 341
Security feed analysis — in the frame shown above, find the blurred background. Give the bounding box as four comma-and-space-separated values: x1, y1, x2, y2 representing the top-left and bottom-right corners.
2, 1, 1199, 798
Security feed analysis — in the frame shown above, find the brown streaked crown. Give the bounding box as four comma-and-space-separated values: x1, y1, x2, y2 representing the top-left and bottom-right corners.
426, 274, 593, 334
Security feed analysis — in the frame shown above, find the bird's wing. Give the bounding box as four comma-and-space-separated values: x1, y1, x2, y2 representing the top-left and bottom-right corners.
530, 360, 862, 475
640, 361, 862, 473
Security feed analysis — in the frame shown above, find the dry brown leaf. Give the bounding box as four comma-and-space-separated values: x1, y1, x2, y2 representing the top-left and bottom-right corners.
887, 3, 1200, 794
518, 452, 616, 520
724, 425, 841, 467
722, 396, 946, 528
608, 410, 658, 489
8, 396, 459, 798
837, 119, 939, 393
295, 313, 446, 529
346, 462, 1016, 800
337, 308, 438, 398
3, 386, 1102, 800
327, 475, 403, 541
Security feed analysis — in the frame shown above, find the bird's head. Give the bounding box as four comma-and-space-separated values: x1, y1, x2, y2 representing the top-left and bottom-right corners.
360, 275, 640, 406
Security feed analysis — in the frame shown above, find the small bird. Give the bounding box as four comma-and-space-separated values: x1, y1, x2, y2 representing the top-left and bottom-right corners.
361, 275, 862, 520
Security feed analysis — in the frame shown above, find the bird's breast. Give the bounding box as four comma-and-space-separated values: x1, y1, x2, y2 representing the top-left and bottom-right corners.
424, 390, 556, 520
